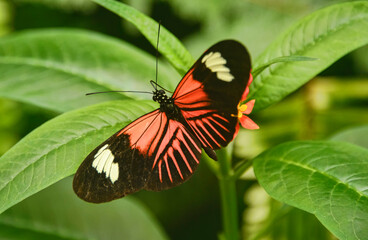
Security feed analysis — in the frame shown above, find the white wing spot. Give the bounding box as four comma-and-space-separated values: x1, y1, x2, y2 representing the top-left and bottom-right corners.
202, 51, 234, 82
92, 144, 119, 183
109, 163, 119, 183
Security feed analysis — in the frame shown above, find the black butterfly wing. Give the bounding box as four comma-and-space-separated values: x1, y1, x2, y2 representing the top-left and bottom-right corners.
173, 40, 251, 150
73, 40, 251, 203
73, 109, 202, 203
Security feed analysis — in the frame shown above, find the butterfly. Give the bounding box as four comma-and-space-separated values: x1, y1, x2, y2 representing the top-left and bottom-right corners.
73, 40, 251, 203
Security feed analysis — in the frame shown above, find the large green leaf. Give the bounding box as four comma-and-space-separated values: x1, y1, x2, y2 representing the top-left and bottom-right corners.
0, 177, 168, 240
0, 100, 157, 214
0, 29, 177, 112
91, 0, 194, 75
249, 1, 368, 112
330, 125, 368, 149
253, 141, 368, 240
184, 1, 296, 59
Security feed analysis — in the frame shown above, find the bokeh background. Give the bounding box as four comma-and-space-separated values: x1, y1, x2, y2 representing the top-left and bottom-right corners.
0, 0, 367, 239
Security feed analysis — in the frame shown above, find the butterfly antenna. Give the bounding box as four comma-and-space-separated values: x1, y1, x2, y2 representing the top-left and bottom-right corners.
154, 21, 161, 90
150, 80, 172, 93
86, 90, 152, 96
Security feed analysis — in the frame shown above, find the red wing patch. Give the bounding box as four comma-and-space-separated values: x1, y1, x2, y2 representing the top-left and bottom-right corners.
117, 109, 164, 157
73, 40, 251, 203
118, 110, 202, 184
74, 109, 202, 202
171, 40, 251, 150
145, 119, 202, 190
173, 69, 238, 150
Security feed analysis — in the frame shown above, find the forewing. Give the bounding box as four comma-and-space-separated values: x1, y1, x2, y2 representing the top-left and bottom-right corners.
73, 110, 202, 203
172, 40, 251, 149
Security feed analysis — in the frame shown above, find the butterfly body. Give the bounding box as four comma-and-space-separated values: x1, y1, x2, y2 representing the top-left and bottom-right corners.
73, 40, 251, 203
152, 89, 180, 120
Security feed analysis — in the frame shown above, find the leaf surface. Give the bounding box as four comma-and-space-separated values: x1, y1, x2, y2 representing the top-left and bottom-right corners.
0, 178, 168, 240
253, 141, 368, 240
249, 1, 368, 111
0, 100, 157, 214
0, 29, 177, 112
92, 0, 194, 75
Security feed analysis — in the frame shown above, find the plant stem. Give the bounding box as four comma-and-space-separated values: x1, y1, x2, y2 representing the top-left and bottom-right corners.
232, 159, 253, 181
217, 144, 239, 240
202, 153, 220, 177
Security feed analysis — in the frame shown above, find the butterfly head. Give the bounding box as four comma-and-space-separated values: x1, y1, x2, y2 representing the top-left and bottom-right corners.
152, 89, 180, 118
152, 89, 169, 104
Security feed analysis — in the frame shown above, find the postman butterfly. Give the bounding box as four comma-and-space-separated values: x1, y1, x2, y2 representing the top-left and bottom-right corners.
73, 40, 251, 203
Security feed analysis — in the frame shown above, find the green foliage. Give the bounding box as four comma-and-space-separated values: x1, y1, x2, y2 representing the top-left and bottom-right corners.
253, 141, 368, 240
13, 0, 97, 12
0, 100, 156, 214
252, 56, 317, 79
0, 177, 167, 240
0, 0, 367, 239
91, 0, 194, 75
249, 1, 368, 112
0, 29, 177, 113
330, 125, 368, 148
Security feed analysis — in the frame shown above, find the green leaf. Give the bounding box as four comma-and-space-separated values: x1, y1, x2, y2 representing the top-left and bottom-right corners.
251, 56, 317, 79
249, 1, 368, 112
330, 125, 368, 149
253, 141, 368, 240
91, 0, 194, 75
0, 29, 177, 113
0, 177, 168, 240
0, 100, 157, 214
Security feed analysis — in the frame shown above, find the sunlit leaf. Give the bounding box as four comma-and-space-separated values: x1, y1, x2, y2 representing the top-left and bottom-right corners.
91, 0, 194, 75
184, 2, 296, 59
249, 1, 368, 112
252, 56, 317, 79
0, 29, 177, 112
253, 141, 368, 240
0, 100, 157, 214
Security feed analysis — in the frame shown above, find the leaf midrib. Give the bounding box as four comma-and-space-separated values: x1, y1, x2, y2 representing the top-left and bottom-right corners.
0, 56, 117, 91
252, 10, 368, 94
274, 156, 368, 202
0, 118, 129, 213
0, 101, 158, 213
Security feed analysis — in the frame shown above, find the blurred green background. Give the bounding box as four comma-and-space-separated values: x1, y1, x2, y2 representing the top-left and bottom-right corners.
0, 0, 367, 239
